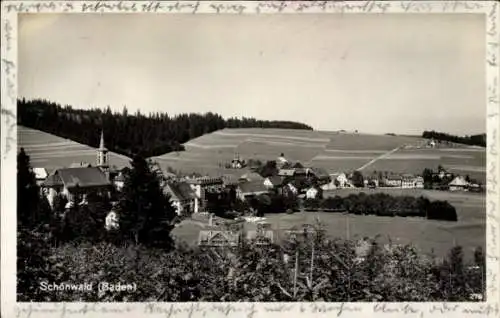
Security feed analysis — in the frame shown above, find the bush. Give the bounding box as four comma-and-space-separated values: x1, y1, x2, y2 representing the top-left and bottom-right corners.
426, 201, 457, 221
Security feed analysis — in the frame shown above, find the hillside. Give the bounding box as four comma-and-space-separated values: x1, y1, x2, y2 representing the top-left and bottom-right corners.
17, 125, 131, 170
18, 99, 313, 158
151, 128, 486, 182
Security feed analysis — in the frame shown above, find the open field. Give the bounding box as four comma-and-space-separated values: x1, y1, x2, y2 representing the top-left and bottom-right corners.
17, 126, 131, 170
173, 189, 485, 262
18, 126, 486, 182
152, 128, 486, 182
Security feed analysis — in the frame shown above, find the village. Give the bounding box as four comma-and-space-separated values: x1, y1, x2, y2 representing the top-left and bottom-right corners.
28, 130, 484, 248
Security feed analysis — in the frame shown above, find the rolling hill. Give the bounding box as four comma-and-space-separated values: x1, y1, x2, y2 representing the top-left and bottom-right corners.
17, 125, 131, 171
151, 128, 486, 182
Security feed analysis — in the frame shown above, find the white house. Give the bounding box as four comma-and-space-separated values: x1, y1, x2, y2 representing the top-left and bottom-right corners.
263, 176, 286, 189
449, 176, 469, 191
333, 173, 349, 188
113, 173, 125, 191
286, 183, 299, 195
33, 167, 48, 186
277, 153, 289, 168
305, 186, 322, 199
165, 181, 197, 215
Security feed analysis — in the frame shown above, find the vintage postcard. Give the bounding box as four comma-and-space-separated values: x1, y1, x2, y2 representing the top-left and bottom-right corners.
1, 1, 499, 318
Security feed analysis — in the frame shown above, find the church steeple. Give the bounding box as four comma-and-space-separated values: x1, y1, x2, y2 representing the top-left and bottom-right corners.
99, 130, 106, 151
97, 130, 109, 169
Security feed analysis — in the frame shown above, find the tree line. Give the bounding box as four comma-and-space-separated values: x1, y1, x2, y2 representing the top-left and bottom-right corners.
304, 193, 458, 221
17, 148, 484, 302
422, 130, 486, 147
17, 98, 313, 158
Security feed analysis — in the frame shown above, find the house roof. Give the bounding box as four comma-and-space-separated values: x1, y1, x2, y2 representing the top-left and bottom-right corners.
239, 181, 269, 194
42, 173, 63, 187
449, 176, 469, 186
292, 162, 304, 168
166, 182, 196, 201
69, 162, 92, 168
266, 175, 286, 186
385, 174, 402, 181
58, 167, 111, 189
187, 176, 223, 185
33, 167, 48, 180
222, 175, 239, 186
310, 167, 330, 178
278, 169, 295, 176
240, 172, 264, 182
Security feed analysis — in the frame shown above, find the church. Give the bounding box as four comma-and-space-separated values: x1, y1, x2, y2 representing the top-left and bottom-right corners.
42, 131, 115, 209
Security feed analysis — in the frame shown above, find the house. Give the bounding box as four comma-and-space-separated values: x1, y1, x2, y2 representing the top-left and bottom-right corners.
308, 167, 331, 184
285, 182, 299, 196
113, 172, 126, 191
383, 174, 402, 187
221, 175, 239, 188
236, 181, 269, 200
198, 230, 239, 247
165, 181, 197, 215
401, 174, 418, 188
187, 176, 224, 213
33, 167, 48, 186
332, 173, 349, 188
239, 172, 264, 183
449, 176, 469, 191
414, 176, 424, 189
246, 229, 274, 245
42, 167, 112, 208
231, 154, 245, 169
69, 162, 92, 168
305, 186, 323, 199
277, 153, 289, 168
278, 169, 296, 177
263, 175, 286, 190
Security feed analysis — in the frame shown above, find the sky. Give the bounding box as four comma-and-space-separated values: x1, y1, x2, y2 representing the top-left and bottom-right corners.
18, 13, 485, 135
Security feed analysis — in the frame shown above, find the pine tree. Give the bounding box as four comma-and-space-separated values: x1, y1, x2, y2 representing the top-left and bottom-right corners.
117, 155, 177, 249
17, 148, 44, 229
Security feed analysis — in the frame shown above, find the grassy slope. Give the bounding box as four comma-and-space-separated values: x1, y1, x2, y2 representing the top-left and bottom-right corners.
152, 128, 486, 182
18, 125, 131, 170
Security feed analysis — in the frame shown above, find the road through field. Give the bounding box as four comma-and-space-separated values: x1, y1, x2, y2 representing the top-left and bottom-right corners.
357, 146, 401, 171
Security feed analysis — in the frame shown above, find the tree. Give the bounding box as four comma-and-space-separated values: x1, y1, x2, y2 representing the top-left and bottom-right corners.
260, 160, 279, 178
422, 168, 434, 186
117, 155, 177, 249
17, 148, 40, 227
351, 170, 364, 188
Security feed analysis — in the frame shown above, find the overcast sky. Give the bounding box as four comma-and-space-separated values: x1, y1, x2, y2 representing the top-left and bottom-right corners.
19, 13, 485, 135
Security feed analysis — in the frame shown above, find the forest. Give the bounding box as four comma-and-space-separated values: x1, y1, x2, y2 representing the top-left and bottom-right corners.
17, 98, 313, 158
422, 130, 486, 147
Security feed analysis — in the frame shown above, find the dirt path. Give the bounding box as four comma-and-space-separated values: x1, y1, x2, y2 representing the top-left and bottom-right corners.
357, 146, 401, 171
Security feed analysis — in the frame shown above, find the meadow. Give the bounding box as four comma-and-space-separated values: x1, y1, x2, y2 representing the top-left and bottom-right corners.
17, 126, 131, 170
173, 188, 485, 262
152, 128, 486, 182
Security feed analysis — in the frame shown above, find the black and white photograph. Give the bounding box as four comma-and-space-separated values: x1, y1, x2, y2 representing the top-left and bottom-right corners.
2, 1, 498, 311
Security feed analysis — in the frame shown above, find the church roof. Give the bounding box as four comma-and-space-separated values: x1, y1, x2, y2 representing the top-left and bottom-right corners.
44, 167, 111, 189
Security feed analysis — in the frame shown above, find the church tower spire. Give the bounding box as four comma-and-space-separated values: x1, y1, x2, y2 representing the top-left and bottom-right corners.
97, 130, 109, 170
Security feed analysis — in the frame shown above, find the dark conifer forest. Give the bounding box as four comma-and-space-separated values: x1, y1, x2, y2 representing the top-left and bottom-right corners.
422, 130, 486, 147
17, 99, 313, 158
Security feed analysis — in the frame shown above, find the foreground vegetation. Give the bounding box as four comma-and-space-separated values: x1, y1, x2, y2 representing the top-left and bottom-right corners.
17, 99, 312, 158
17, 149, 485, 302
